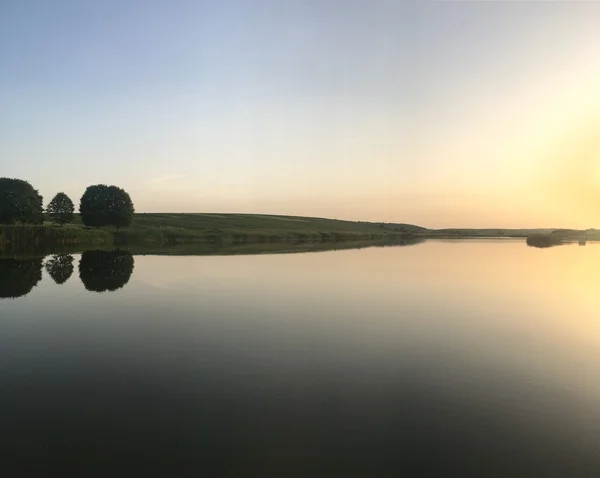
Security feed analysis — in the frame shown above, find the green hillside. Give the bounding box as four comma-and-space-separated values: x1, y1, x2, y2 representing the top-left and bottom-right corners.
128, 213, 426, 234
64, 213, 427, 245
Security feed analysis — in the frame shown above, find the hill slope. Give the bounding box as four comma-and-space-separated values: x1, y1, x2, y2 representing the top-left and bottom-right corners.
68, 213, 427, 244
128, 213, 427, 234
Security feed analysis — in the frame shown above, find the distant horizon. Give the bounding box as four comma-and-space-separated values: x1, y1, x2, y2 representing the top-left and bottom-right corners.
6, 175, 599, 230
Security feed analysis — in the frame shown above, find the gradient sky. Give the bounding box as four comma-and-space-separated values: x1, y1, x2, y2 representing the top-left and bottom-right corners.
2, 0, 600, 228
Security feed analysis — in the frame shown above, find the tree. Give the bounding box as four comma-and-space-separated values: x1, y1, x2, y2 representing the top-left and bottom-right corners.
45, 254, 74, 285
46, 192, 75, 226
80, 184, 134, 229
105, 185, 135, 229
80, 184, 108, 228
78, 250, 134, 292
0, 178, 44, 225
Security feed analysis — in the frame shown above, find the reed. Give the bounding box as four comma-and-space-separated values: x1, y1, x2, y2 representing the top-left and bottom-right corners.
0, 225, 112, 248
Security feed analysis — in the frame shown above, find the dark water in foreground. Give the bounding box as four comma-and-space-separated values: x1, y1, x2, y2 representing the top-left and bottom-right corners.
2, 240, 600, 477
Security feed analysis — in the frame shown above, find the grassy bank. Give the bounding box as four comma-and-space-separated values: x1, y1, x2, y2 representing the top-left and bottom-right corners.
0, 224, 111, 249
126, 236, 426, 257
1, 213, 423, 255
4, 213, 599, 253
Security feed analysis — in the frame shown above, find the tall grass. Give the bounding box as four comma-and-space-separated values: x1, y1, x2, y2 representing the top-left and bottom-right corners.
0, 225, 111, 248
124, 236, 426, 257
111, 225, 411, 246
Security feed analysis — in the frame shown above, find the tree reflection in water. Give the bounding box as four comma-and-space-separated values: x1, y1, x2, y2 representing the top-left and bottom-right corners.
0, 257, 43, 299
78, 250, 134, 292
45, 254, 75, 285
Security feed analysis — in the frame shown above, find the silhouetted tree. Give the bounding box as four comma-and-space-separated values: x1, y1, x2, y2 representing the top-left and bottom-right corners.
0, 257, 43, 299
0, 178, 44, 225
80, 185, 134, 229
78, 250, 134, 292
46, 192, 75, 226
106, 185, 134, 229
45, 254, 74, 285
79, 185, 107, 228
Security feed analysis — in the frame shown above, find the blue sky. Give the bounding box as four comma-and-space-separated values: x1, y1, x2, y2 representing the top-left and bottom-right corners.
2, 0, 600, 227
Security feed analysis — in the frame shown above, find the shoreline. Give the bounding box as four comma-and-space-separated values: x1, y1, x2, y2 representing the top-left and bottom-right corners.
1, 213, 597, 255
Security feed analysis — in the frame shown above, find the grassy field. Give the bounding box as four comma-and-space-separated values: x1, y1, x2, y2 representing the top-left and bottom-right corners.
65, 213, 427, 245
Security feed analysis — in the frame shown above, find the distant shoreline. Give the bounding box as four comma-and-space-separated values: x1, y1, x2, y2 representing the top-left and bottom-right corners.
1, 213, 597, 253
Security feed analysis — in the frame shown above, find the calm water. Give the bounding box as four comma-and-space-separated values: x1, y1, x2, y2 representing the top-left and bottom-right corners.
2, 240, 600, 477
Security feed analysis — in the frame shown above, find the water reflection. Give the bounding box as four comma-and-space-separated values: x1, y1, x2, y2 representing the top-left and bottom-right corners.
4, 240, 600, 475
526, 235, 562, 248
78, 250, 135, 292
125, 237, 426, 256
0, 241, 425, 299
0, 257, 43, 299
45, 254, 74, 285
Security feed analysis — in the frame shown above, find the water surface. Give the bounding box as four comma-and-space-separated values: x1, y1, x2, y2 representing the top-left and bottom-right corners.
1, 240, 600, 477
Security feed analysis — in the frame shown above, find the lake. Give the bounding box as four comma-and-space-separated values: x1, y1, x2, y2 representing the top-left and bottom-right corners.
1, 239, 600, 477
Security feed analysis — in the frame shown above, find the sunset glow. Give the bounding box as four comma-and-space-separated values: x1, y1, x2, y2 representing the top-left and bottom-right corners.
2, 1, 600, 228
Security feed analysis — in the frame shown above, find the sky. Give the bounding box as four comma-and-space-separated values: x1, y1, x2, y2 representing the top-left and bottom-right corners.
1, 0, 600, 228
